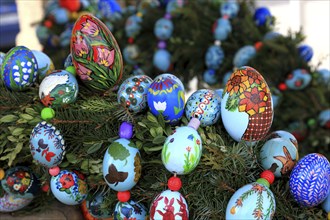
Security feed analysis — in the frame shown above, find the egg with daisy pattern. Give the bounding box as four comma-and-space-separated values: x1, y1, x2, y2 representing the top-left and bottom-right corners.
0, 46, 38, 91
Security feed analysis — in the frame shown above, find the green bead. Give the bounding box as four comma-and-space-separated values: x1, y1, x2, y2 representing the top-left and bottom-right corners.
307, 118, 316, 127
256, 178, 270, 188
41, 107, 55, 121
66, 66, 76, 76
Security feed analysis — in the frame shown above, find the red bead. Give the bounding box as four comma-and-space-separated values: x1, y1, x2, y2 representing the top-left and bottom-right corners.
117, 191, 131, 202
168, 176, 182, 191
278, 82, 287, 91
59, 0, 81, 12
49, 166, 60, 176
254, 41, 263, 51
260, 170, 275, 185
42, 183, 50, 192
128, 37, 134, 44
44, 20, 53, 28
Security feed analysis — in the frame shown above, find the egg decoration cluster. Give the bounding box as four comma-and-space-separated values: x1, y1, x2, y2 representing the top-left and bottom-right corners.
117, 75, 153, 113
114, 200, 147, 219
0, 192, 33, 212
50, 170, 88, 205
289, 153, 330, 207
86, 193, 113, 218
70, 14, 123, 93
185, 89, 222, 127
221, 66, 273, 142
0, 46, 38, 91
147, 73, 185, 125
285, 69, 311, 90
31, 50, 55, 82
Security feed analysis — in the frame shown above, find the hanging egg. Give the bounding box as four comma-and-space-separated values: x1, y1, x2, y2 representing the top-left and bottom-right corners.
59, 25, 74, 48
289, 153, 330, 207
123, 44, 140, 65
0, 46, 38, 91
39, 70, 78, 107
213, 18, 231, 41
322, 193, 330, 213
316, 68, 330, 85
153, 49, 171, 71
147, 73, 185, 124
125, 14, 142, 37
102, 138, 141, 191
205, 45, 224, 70
50, 8, 69, 25
1, 166, 40, 199
154, 18, 173, 40
298, 44, 313, 62
221, 1, 240, 18
71, 14, 123, 93
285, 69, 311, 90
86, 193, 113, 218
260, 138, 298, 178
0, 192, 33, 212
50, 170, 88, 205
263, 31, 281, 40
31, 50, 55, 82
162, 118, 202, 174
318, 109, 330, 129
221, 66, 273, 142
117, 75, 153, 113
266, 130, 298, 148
222, 71, 232, 86
64, 54, 73, 68
114, 200, 147, 219
203, 69, 217, 85
226, 181, 276, 219
254, 7, 272, 26
233, 45, 256, 68
150, 190, 189, 220
166, 0, 184, 14
30, 121, 66, 168
98, 0, 122, 20
185, 89, 221, 126
0, 51, 5, 67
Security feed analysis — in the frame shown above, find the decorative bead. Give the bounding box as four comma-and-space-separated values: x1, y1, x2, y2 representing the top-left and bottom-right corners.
119, 122, 134, 139
254, 41, 263, 51
128, 37, 134, 44
65, 66, 76, 76
49, 166, 60, 176
168, 176, 182, 191
260, 170, 275, 185
0, 168, 5, 180
41, 107, 55, 121
117, 191, 131, 202
42, 182, 50, 192
44, 20, 53, 28
278, 82, 287, 91
222, 14, 229, 20
136, 12, 143, 17
164, 13, 172, 20
256, 178, 270, 188
188, 117, 201, 130
214, 40, 221, 46
158, 41, 167, 49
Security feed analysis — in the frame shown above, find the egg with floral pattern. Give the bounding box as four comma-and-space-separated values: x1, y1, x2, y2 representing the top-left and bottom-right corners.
50, 170, 88, 205
71, 14, 123, 93
0, 46, 38, 91
1, 166, 40, 199
32, 50, 55, 82
221, 66, 273, 142
30, 121, 66, 168
147, 73, 185, 125
0, 192, 33, 212
289, 153, 330, 207
114, 200, 147, 220
285, 69, 311, 90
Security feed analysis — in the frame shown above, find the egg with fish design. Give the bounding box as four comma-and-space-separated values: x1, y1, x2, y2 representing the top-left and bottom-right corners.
70, 14, 123, 93
114, 199, 147, 219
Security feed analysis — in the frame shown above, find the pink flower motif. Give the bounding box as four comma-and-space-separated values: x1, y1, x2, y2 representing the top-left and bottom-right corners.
95, 47, 115, 67
73, 35, 89, 57
80, 19, 99, 37
76, 63, 92, 81
186, 146, 191, 152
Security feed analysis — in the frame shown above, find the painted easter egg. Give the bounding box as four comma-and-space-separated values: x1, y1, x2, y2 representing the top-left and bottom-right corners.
298, 44, 313, 62
226, 182, 276, 219
0, 46, 38, 91
289, 153, 330, 207
153, 49, 171, 72
318, 109, 330, 128
150, 190, 189, 220
32, 50, 55, 82
98, 0, 122, 20
59, 25, 74, 48
114, 200, 147, 220
263, 31, 281, 41
185, 89, 221, 126
316, 68, 330, 86
30, 121, 66, 168
260, 138, 298, 178
0, 52, 5, 67
147, 73, 185, 125
266, 130, 298, 149
322, 193, 330, 213
0, 192, 33, 212
125, 14, 142, 37
213, 18, 231, 41
86, 193, 113, 218
166, 0, 184, 14
205, 45, 224, 70
71, 14, 123, 93
123, 44, 140, 65
39, 70, 78, 107
117, 75, 153, 113
254, 7, 272, 26
154, 18, 173, 40
221, 66, 273, 142
233, 45, 256, 68
203, 69, 217, 85
50, 170, 88, 205
220, 1, 239, 18
1, 166, 40, 199
102, 138, 141, 191
285, 69, 311, 90
160, 73, 184, 90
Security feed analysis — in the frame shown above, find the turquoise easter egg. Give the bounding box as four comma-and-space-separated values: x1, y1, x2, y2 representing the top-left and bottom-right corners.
102, 138, 142, 191
50, 170, 88, 205
153, 49, 171, 72
39, 70, 78, 107
86, 193, 113, 218
233, 45, 256, 68
0, 192, 33, 212
114, 200, 147, 219
226, 182, 276, 219
0, 46, 38, 91
266, 130, 298, 148
213, 18, 231, 41
147, 74, 185, 125
32, 50, 55, 82
30, 121, 66, 168
154, 18, 173, 40
285, 69, 311, 90
123, 44, 139, 65
205, 45, 224, 70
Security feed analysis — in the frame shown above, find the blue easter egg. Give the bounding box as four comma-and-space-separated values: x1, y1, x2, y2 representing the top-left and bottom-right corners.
322, 193, 330, 213
117, 75, 153, 112
285, 69, 311, 90
153, 49, 171, 71
123, 44, 139, 65
154, 18, 173, 40
205, 45, 224, 70
39, 70, 78, 107
0, 192, 33, 212
221, 1, 239, 18
266, 130, 298, 148
86, 193, 113, 218
185, 89, 221, 126
298, 45, 313, 62
102, 138, 142, 191
59, 25, 74, 48
233, 45, 256, 67
1, 46, 38, 91
166, 0, 184, 14
36, 25, 51, 45
64, 54, 73, 68
254, 7, 272, 26
125, 15, 142, 37
98, 0, 122, 19
32, 50, 55, 82
203, 69, 217, 85
30, 121, 66, 168
147, 74, 185, 124
213, 18, 231, 41
316, 68, 330, 85
318, 109, 330, 128
114, 200, 147, 220
226, 182, 276, 219
260, 138, 298, 178
160, 73, 184, 89
51, 8, 69, 25
289, 153, 330, 207
263, 31, 281, 40
50, 170, 88, 205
